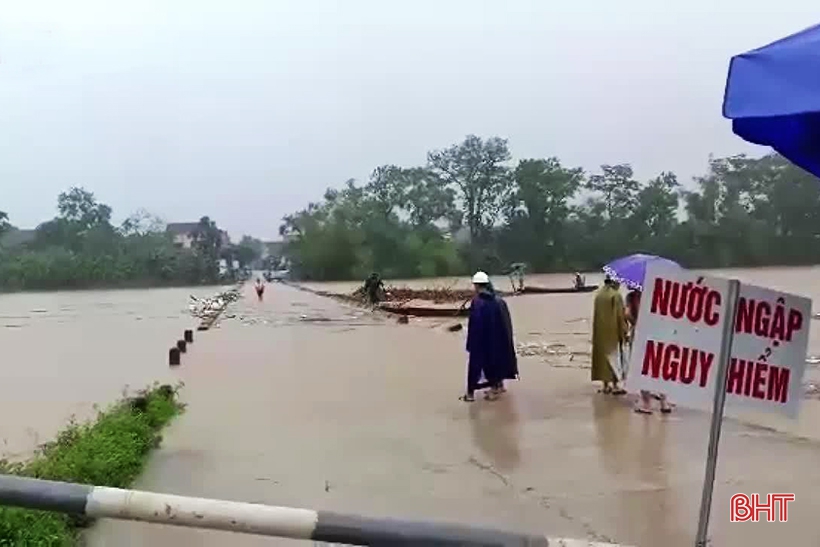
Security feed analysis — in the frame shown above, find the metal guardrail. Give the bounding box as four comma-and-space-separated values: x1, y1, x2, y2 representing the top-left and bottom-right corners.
0, 474, 631, 546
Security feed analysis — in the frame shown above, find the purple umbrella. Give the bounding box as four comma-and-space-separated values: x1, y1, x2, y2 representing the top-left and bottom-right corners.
602, 253, 681, 291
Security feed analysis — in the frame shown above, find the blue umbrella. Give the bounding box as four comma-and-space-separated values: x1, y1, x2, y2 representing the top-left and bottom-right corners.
723, 23, 820, 177
602, 253, 681, 291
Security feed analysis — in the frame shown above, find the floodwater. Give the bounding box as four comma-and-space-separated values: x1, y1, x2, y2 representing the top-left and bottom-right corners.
0, 286, 220, 460
2, 268, 820, 546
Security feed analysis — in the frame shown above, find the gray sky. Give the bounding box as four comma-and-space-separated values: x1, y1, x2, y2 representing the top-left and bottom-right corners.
1, 1, 818, 240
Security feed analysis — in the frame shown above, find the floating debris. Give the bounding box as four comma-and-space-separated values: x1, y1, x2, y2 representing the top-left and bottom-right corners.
190, 285, 242, 330
299, 315, 332, 323
516, 342, 573, 357
380, 286, 474, 304
188, 287, 241, 320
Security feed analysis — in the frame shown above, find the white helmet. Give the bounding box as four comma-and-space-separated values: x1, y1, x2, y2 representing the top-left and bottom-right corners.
471, 271, 490, 284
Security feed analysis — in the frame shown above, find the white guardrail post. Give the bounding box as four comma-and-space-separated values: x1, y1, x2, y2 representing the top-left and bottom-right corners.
0, 474, 632, 546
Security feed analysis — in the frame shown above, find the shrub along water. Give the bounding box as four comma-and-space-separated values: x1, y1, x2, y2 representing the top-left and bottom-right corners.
0, 383, 184, 546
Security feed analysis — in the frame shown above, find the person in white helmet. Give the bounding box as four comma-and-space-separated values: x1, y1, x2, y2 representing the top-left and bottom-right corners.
461, 271, 516, 402
486, 279, 518, 393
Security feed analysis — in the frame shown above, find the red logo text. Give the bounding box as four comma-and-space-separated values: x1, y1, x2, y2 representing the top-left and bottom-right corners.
730, 493, 794, 522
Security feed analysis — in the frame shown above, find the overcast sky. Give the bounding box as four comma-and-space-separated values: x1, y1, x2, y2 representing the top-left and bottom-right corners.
1, 1, 818, 240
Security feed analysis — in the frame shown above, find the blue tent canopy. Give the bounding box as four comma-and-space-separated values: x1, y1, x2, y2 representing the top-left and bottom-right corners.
723, 23, 820, 177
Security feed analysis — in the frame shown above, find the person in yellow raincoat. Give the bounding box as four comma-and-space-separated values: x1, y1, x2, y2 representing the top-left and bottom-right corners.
591, 276, 627, 395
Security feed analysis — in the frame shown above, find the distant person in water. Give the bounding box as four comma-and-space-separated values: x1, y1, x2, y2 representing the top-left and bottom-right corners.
363, 272, 384, 304
591, 276, 627, 395
508, 263, 526, 292
461, 272, 517, 402
255, 278, 265, 301
574, 272, 585, 289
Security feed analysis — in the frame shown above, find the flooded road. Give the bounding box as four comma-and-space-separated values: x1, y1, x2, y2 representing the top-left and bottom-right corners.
0, 286, 221, 460
3, 267, 820, 545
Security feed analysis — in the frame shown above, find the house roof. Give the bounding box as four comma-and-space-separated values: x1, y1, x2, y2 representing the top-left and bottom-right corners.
165, 222, 200, 235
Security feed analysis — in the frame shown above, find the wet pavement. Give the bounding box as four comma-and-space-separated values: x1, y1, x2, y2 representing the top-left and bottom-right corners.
3, 269, 820, 545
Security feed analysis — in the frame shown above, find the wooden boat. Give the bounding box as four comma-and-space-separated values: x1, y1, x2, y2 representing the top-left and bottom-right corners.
519, 284, 598, 295
378, 302, 470, 318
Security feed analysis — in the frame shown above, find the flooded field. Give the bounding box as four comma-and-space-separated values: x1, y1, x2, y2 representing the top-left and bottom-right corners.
3, 266, 820, 546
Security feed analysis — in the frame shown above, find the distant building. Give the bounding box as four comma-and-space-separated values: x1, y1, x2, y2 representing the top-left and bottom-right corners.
166, 222, 230, 249
166, 222, 199, 249
0, 228, 36, 248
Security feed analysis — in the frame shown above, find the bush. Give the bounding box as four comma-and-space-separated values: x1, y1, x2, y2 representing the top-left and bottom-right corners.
0, 384, 184, 546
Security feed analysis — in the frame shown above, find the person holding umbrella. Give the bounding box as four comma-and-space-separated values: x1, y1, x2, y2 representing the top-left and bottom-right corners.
603, 253, 681, 411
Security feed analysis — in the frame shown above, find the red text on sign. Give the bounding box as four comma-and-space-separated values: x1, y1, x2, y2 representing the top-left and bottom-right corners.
727, 358, 790, 404
640, 343, 791, 403
730, 493, 794, 522
735, 297, 803, 342
650, 278, 721, 326
641, 340, 714, 387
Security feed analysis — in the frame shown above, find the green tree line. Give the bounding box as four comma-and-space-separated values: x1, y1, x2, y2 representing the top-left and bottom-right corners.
280, 135, 820, 280
0, 188, 263, 291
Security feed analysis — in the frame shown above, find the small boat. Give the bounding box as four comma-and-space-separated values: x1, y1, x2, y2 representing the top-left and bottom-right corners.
378, 303, 470, 318
518, 285, 598, 295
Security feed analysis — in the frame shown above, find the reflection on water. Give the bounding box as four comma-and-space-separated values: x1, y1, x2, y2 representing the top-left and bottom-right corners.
468, 396, 522, 473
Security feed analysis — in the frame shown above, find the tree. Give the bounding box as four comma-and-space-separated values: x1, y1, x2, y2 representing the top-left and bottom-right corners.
585, 164, 640, 220
8, 146, 820, 289
501, 158, 584, 269
401, 167, 459, 229
0, 189, 229, 290
57, 187, 112, 230
31, 187, 115, 253
624, 171, 680, 253
121, 209, 166, 237
364, 165, 407, 219
427, 135, 512, 263
236, 235, 263, 268
192, 216, 223, 281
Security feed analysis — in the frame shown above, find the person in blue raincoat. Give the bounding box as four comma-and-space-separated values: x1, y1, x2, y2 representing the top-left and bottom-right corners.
487, 279, 518, 393
460, 271, 518, 402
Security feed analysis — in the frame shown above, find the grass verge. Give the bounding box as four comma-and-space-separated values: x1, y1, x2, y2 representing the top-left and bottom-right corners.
0, 383, 184, 546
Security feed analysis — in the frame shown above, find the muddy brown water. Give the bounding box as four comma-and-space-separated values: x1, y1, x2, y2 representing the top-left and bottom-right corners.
2, 268, 820, 546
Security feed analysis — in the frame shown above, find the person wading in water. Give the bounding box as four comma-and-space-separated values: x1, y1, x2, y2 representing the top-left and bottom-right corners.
255, 278, 265, 301
363, 272, 385, 305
